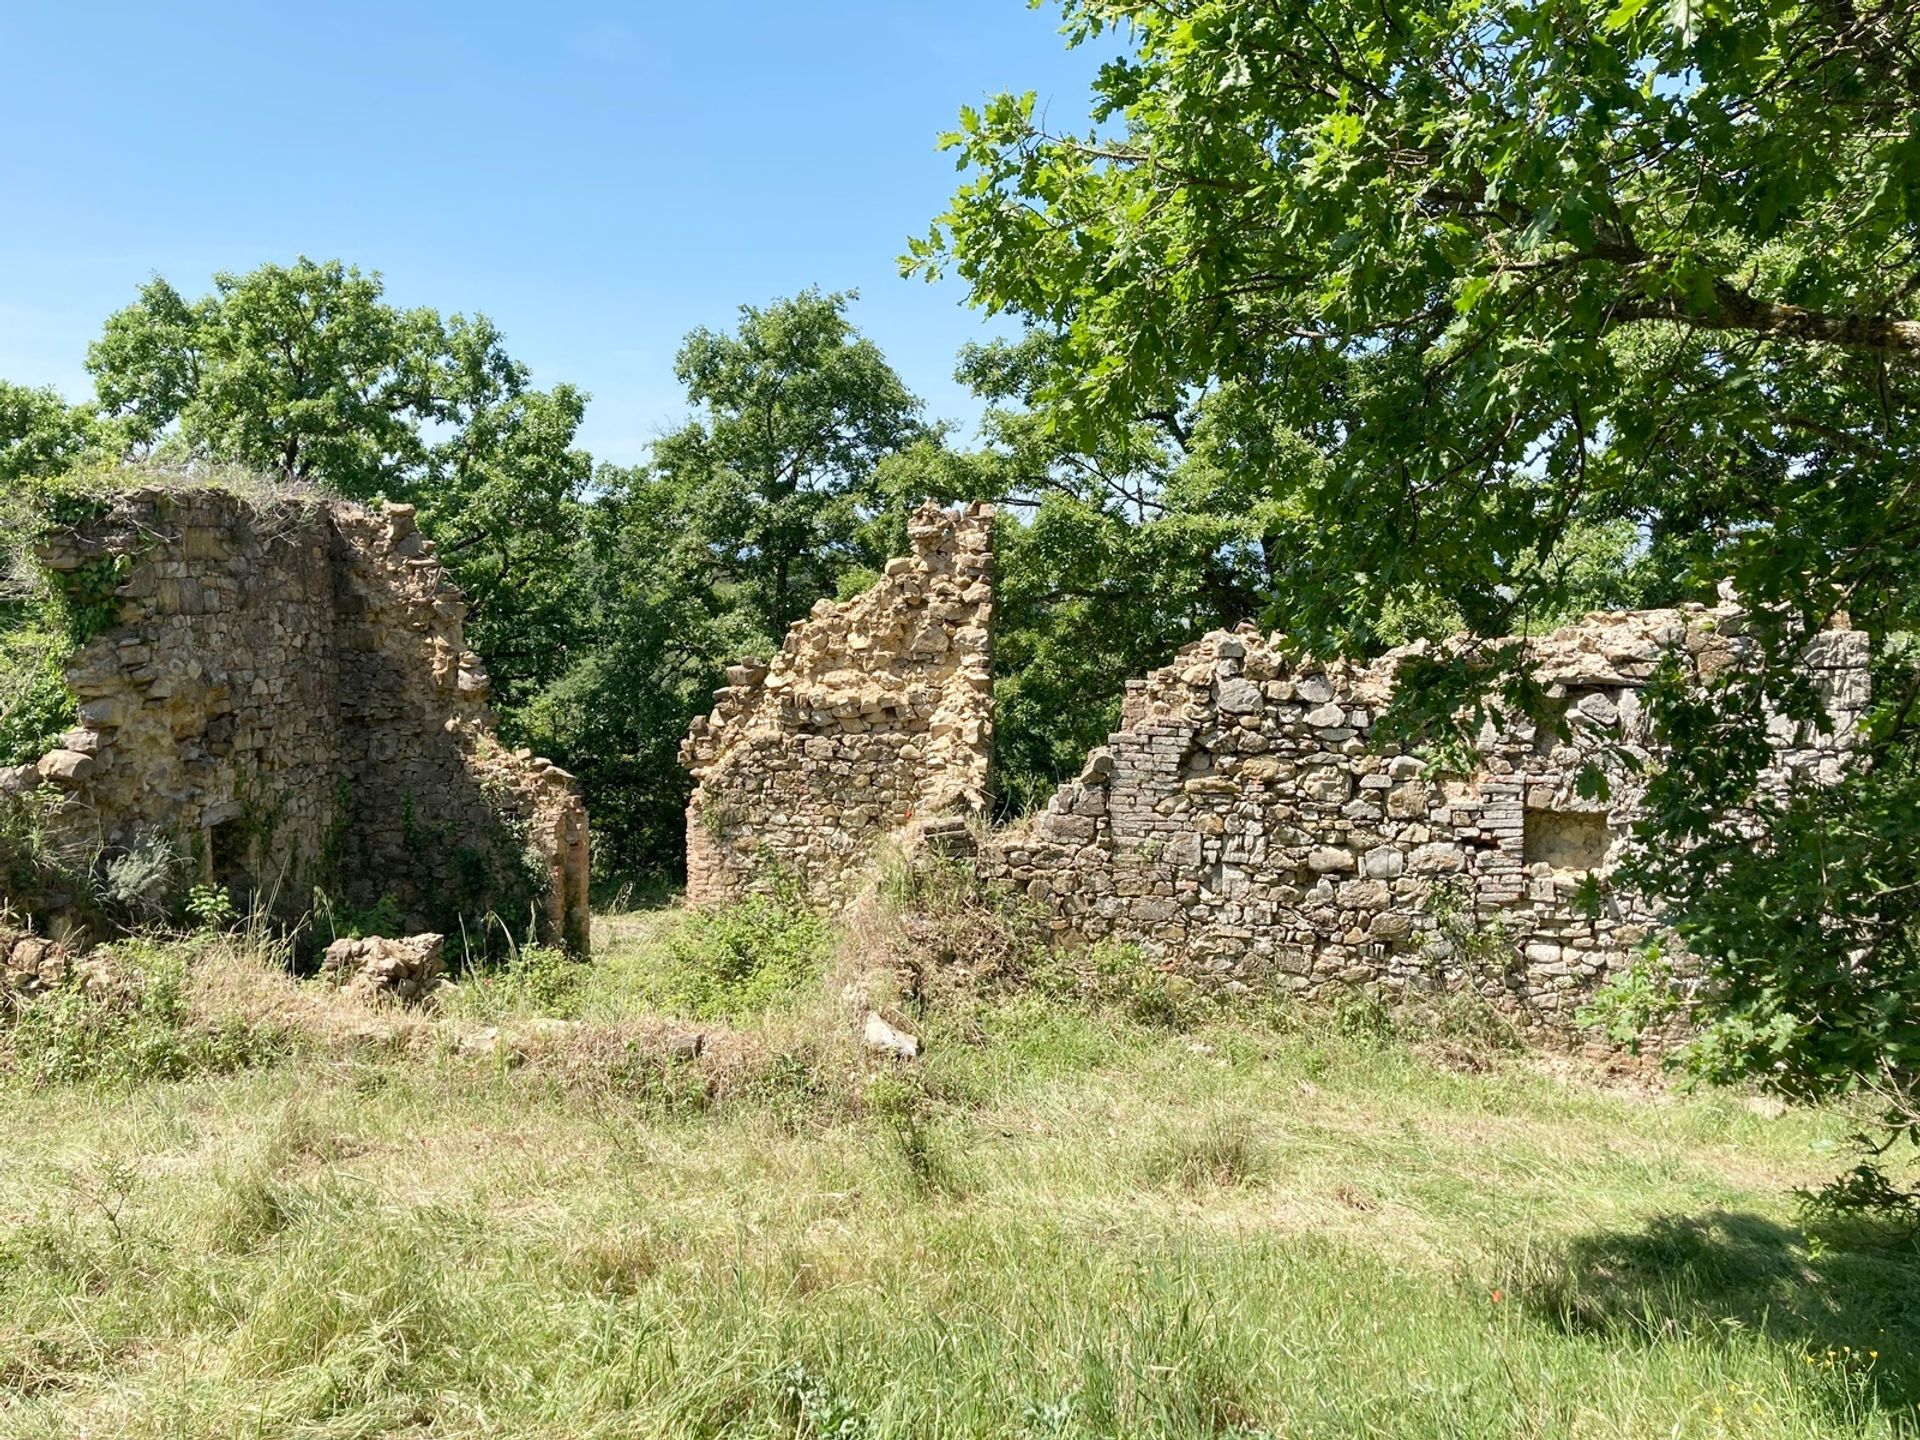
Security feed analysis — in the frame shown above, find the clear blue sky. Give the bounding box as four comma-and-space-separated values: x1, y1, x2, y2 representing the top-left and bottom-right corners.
0, 2, 1113, 465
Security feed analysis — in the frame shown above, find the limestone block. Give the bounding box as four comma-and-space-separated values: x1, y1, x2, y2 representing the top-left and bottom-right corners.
37, 749, 96, 785
1300, 767, 1351, 805
1408, 843, 1466, 875
323, 933, 447, 1005
1386, 783, 1430, 819
1360, 846, 1405, 880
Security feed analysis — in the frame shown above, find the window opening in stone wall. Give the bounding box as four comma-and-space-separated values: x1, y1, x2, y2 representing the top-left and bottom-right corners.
1523, 808, 1610, 871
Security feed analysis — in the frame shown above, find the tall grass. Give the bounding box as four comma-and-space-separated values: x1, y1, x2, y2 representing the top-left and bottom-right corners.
0, 910, 1916, 1437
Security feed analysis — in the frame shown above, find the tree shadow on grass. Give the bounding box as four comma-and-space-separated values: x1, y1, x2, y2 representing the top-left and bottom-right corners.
1507, 1210, 1920, 1425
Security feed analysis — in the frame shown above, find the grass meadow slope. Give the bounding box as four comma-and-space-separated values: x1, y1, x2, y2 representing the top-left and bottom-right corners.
1, 902, 1917, 1438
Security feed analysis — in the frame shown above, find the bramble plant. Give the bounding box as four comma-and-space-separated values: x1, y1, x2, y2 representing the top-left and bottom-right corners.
185, 884, 239, 934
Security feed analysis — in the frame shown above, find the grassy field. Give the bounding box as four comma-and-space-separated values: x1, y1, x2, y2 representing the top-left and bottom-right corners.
1, 904, 1917, 1438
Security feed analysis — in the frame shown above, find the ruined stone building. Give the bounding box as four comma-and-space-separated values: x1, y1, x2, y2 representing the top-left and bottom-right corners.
978, 615, 1865, 1027
684, 504, 1867, 1028
682, 501, 995, 907
2, 486, 589, 954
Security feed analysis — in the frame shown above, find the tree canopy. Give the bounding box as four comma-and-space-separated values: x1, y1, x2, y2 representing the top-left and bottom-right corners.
0, 382, 107, 486
516, 292, 929, 876
86, 258, 592, 704
649, 288, 929, 638
915, 0, 1920, 1129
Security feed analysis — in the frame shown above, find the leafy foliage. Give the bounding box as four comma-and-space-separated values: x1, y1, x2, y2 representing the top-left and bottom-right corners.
521, 293, 929, 876
648, 288, 928, 639
629, 896, 829, 1020
3, 945, 285, 1087
917, 0, 1920, 1146
0, 474, 124, 771
0, 382, 110, 486
85, 258, 592, 708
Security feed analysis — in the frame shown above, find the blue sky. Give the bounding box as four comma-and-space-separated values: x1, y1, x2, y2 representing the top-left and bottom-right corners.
0, 2, 1114, 465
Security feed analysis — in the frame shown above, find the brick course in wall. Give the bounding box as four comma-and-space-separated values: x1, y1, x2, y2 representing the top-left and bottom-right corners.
1, 487, 589, 953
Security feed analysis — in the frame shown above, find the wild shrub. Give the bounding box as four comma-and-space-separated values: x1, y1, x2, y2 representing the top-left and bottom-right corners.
448, 943, 585, 1021
876, 851, 1052, 997
0, 785, 87, 914
0, 473, 129, 769
185, 882, 240, 932
634, 897, 829, 1019
97, 829, 186, 926
1, 944, 286, 1086
865, 1068, 967, 1197
1086, 941, 1203, 1030
1580, 943, 1686, 1052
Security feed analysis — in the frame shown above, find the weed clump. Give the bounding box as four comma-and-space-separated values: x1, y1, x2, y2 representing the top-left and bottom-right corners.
866, 1068, 968, 1197
1, 942, 289, 1086
445, 943, 585, 1021
632, 897, 829, 1020
1141, 1114, 1273, 1192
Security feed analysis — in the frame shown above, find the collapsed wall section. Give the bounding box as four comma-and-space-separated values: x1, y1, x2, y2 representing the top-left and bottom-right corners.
3, 487, 588, 953
681, 501, 994, 907
977, 607, 1868, 1028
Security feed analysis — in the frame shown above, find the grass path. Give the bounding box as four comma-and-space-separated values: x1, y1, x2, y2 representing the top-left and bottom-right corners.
1, 910, 1916, 1437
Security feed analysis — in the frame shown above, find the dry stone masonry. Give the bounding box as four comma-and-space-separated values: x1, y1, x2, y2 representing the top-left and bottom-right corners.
0, 925, 90, 996
1, 487, 589, 953
977, 609, 1869, 1028
682, 507, 1869, 1030
322, 932, 448, 1006
681, 501, 995, 907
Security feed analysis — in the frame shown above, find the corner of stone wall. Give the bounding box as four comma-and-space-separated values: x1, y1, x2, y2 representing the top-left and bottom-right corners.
325, 501, 592, 955
0, 486, 590, 956
681, 500, 995, 908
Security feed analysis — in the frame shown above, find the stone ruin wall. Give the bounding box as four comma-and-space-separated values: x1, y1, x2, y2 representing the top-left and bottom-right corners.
681, 501, 995, 907
977, 610, 1869, 1029
679, 505, 1871, 1030
1, 487, 589, 953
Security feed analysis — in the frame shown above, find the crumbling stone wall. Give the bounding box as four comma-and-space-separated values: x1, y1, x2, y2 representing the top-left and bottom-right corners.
976, 608, 1868, 1028
1, 487, 588, 953
681, 501, 994, 907
677, 500, 1869, 1031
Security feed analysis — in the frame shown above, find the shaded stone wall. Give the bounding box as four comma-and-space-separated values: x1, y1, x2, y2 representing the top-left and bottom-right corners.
4, 487, 588, 953
976, 608, 1868, 1028
681, 501, 994, 907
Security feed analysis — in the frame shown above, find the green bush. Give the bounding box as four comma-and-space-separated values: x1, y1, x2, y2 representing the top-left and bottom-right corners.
0, 785, 84, 914
636, 897, 829, 1020
1087, 941, 1203, 1030
2, 945, 286, 1087
0, 475, 128, 769
447, 943, 586, 1022
0, 645, 73, 769
312, 890, 404, 945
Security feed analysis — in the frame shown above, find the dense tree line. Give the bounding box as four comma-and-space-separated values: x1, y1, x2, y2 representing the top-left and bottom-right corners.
0, 239, 1647, 869
2, 256, 1639, 873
